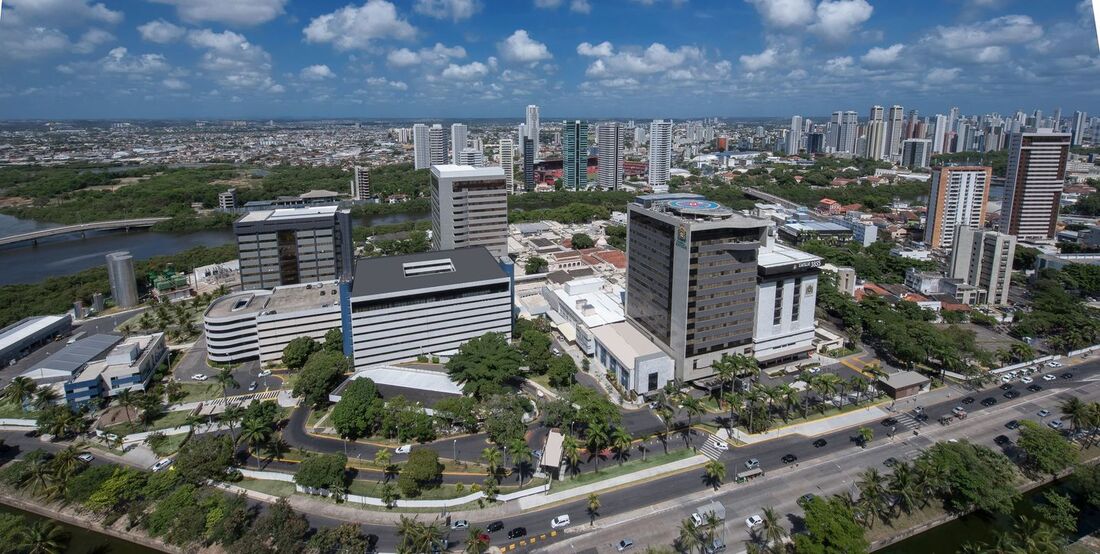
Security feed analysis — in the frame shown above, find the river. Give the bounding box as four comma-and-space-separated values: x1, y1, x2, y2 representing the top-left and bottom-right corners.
0, 212, 428, 286
0, 503, 159, 553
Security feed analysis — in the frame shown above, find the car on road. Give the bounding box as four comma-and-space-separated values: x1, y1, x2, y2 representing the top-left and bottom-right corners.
1027, 384, 1043, 392
1004, 390, 1020, 399
1043, 374, 1057, 381
1006, 420, 1020, 429
616, 539, 635, 551
813, 438, 827, 448
745, 515, 764, 529
704, 537, 727, 554
551, 515, 571, 529
1061, 373, 1074, 380
797, 493, 816, 507
711, 440, 729, 451
883, 457, 898, 468
248, 381, 258, 392
1000, 383, 1013, 391
952, 406, 966, 415
994, 435, 1011, 446
782, 454, 798, 464
395, 445, 412, 454
258, 369, 272, 377
914, 413, 929, 422
451, 520, 468, 530
744, 458, 760, 470
192, 374, 207, 381
914, 406, 924, 414
981, 398, 997, 407
1020, 376, 1033, 384
151, 458, 173, 472
1049, 420, 1064, 429
1038, 409, 1050, 417
961, 397, 975, 405
507, 527, 527, 539
1047, 361, 1063, 368
808, 367, 822, 374
76, 453, 94, 463
487, 521, 504, 533
881, 417, 898, 426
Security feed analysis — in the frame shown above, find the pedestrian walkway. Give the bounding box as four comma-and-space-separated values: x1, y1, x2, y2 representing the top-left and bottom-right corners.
169, 389, 286, 412
698, 434, 726, 461
515, 454, 707, 511
719, 404, 890, 444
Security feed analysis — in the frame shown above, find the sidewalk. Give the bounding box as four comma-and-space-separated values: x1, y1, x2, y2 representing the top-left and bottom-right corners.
720, 404, 890, 444
515, 454, 707, 511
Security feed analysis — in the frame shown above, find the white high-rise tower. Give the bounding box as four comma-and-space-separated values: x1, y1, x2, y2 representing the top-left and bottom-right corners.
499, 138, 515, 193
428, 124, 447, 166
597, 122, 624, 191
787, 116, 803, 155
885, 105, 905, 159
413, 123, 431, 170
450, 123, 468, 164
525, 105, 540, 158
648, 119, 672, 188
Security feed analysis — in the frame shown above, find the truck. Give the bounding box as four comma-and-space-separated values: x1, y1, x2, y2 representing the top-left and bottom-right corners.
690, 500, 726, 527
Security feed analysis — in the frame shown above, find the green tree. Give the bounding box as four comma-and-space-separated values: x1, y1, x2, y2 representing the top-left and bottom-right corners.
445, 333, 522, 399
703, 459, 726, 490
3, 376, 37, 410
1016, 420, 1079, 477
233, 497, 309, 553
919, 440, 1019, 515
16, 520, 69, 554
571, 233, 595, 249
586, 493, 601, 525
1035, 491, 1079, 535
858, 426, 874, 448
174, 434, 235, 483
761, 506, 789, 554
794, 495, 869, 554
676, 518, 701, 554
398, 448, 443, 498
322, 328, 344, 352
610, 426, 633, 466
293, 350, 349, 409
282, 336, 320, 371
546, 354, 578, 389
330, 378, 383, 440
309, 523, 367, 554
294, 453, 349, 496
524, 256, 548, 274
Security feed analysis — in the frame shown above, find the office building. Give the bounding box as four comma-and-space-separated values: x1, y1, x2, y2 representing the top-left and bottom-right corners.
1000, 129, 1070, 239
948, 226, 1015, 305
428, 124, 447, 166
648, 119, 672, 188
430, 164, 509, 258
525, 104, 540, 157
563, 120, 588, 190
522, 138, 535, 192
591, 322, 674, 396
778, 220, 854, 246
787, 116, 802, 154
64, 333, 168, 406
499, 137, 515, 192
541, 277, 624, 356
925, 166, 991, 249
106, 251, 139, 309
350, 166, 371, 200
901, 138, 933, 169
833, 213, 879, 247
450, 123, 468, 164
219, 188, 237, 211
625, 194, 770, 381
413, 123, 431, 169
457, 147, 484, 167
753, 232, 822, 365
204, 281, 343, 363
886, 105, 905, 159
598, 122, 624, 191
1072, 111, 1088, 146
347, 247, 513, 369
234, 206, 354, 290
0, 315, 72, 367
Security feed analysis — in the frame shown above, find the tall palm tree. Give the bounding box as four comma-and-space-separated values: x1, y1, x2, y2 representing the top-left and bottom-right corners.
16, 520, 68, 554
562, 435, 581, 478
610, 426, 633, 466
396, 516, 422, 554
1005, 516, 1062, 554
510, 440, 533, 485
760, 506, 788, 554
676, 518, 701, 554
586, 422, 609, 472
115, 389, 136, 427
743, 387, 765, 433
703, 460, 725, 490
656, 405, 674, 454
481, 447, 501, 479
264, 434, 290, 467
465, 526, 488, 554
856, 467, 889, 529
222, 404, 246, 434
680, 397, 705, 448
32, 388, 60, 411
215, 367, 239, 401
238, 419, 271, 468
814, 373, 841, 412
1060, 396, 1088, 431
712, 354, 736, 398
776, 384, 798, 423
50, 445, 83, 484
586, 493, 601, 525
22, 457, 56, 499
888, 462, 918, 517
4, 377, 38, 411
722, 390, 743, 430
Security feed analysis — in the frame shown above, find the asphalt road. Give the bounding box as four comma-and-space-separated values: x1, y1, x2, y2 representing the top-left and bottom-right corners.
174, 336, 279, 395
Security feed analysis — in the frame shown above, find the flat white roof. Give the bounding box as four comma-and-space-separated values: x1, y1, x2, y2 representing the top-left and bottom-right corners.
758, 242, 822, 269
238, 205, 339, 223
430, 164, 505, 179
590, 322, 666, 368
547, 278, 624, 328
0, 315, 67, 351
350, 366, 462, 395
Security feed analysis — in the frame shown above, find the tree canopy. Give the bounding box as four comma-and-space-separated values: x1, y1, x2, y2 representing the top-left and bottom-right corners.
445, 332, 523, 399
293, 350, 349, 409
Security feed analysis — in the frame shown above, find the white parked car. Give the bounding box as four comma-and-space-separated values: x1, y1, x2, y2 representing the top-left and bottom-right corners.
151, 458, 173, 472
1000, 374, 1012, 383
1020, 376, 1033, 384
711, 440, 729, 451
1038, 409, 1050, 417
1049, 420, 1064, 429
1047, 361, 1063, 368
76, 453, 94, 463
1043, 374, 1057, 382
258, 369, 272, 377
550, 515, 571, 529
745, 515, 763, 529
451, 520, 468, 530
192, 373, 208, 381
808, 367, 822, 374
395, 444, 412, 454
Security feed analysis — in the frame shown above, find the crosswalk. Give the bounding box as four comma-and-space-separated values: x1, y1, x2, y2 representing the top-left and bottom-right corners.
892, 413, 920, 431
699, 434, 727, 460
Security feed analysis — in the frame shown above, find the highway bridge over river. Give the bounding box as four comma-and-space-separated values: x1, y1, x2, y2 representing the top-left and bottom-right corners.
0, 217, 171, 247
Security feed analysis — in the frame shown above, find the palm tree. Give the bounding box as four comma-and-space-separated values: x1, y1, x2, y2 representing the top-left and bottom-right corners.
32, 388, 60, 411
848, 376, 865, 405
1010, 343, 1035, 363
22, 457, 56, 499
703, 459, 725, 490
510, 440, 533, 485
4, 377, 38, 410
776, 384, 798, 422
586, 493, 600, 525
1005, 516, 1062, 554
1060, 396, 1088, 431
761, 506, 788, 554
676, 518, 701, 554
656, 405, 674, 454
50, 445, 83, 484
164, 380, 184, 404
888, 462, 918, 517
380, 483, 399, 508
16, 520, 68, 554
215, 367, 239, 401
238, 419, 271, 467
722, 390, 743, 430
481, 447, 501, 479
264, 434, 290, 466
374, 449, 395, 482
743, 387, 765, 433
562, 435, 581, 478
815, 373, 842, 411
712, 354, 737, 398
465, 527, 488, 554
586, 422, 609, 472
396, 516, 422, 553
610, 426, 633, 466
115, 389, 136, 427
856, 468, 889, 528
680, 397, 705, 448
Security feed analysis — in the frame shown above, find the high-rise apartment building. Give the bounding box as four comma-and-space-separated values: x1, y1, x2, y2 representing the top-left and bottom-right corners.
886, 105, 905, 159
787, 115, 802, 155
1000, 129, 1070, 239
925, 166, 991, 248
563, 120, 588, 190
450, 123, 468, 164
648, 119, 672, 188
836, 111, 859, 153
234, 206, 354, 291
522, 138, 535, 192
866, 105, 886, 160
106, 251, 139, 309
428, 124, 447, 166
430, 165, 509, 258
525, 105, 540, 157
218, 188, 237, 211
350, 166, 370, 200
624, 194, 770, 382
1072, 111, 1088, 146
597, 122, 624, 191
932, 114, 948, 154
457, 147, 484, 167
499, 138, 514, 192
949, 226, 1015, 305
753, 231, 822, 366
413, 123, 431, 169
901, 139, 933, 169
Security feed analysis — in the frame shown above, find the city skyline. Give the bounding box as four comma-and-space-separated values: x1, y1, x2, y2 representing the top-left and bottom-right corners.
0, 0, 1097, 119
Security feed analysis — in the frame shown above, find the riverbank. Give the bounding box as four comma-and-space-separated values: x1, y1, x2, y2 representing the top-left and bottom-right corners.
0, 490, 183, 554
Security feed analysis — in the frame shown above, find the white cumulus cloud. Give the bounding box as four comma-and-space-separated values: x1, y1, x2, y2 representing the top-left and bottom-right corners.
300, 64, 336, 80
861, 43, 904, 66
442, 61, 491, 80
809, 0, 874, 42
570, 0, 592, 13
414, 0, 481, 21
304, 0, 417, 51
744, 0, 814, 28
386, 43, 466, 67
73, 29, 115, 54
186, 29, 279, 90
149, 0, 287, 26
367, 77, 409, 90
740, 48, 778, 71
577, 41, 614, 57
138, 20, 187, 44
2, 0, 123, 26
497, 30, 552, 63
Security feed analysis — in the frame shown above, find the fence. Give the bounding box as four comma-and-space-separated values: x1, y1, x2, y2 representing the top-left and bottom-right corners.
0, 419, 37, 427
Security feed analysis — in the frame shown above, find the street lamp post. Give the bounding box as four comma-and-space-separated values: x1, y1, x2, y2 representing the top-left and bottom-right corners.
453, 439, 457, 462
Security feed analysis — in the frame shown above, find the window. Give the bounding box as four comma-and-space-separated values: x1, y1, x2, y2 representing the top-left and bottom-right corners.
773, 279, 784, 325
648, 372, 659, 392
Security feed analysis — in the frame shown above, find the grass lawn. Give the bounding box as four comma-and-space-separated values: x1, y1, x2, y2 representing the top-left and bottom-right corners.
151, 433, 189, 456
347, 478, 545, 500
528, 374, 552, 389
176, 383, 223, 404
0, 401, 33, 420
103, 409, 194, 436
550, 448, 696, 493
307, 406, 333, 428
238, 478, 296, 497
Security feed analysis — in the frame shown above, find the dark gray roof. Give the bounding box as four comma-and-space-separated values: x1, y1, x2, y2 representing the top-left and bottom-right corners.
31, 334, 122, 376
350, 247, 508, 298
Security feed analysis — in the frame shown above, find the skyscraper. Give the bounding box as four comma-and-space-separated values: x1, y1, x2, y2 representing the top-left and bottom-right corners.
597, 122, 624, 191
525, 105, 540, 157
787, 115, 802, 155
106, 251, 139, 309
563, 120, 588, 190
901, 139, 933, 169
866, 105, 886, 160
925, 166, 991, 248
457, 148, 484, 167
949, 226, 1015, 306
932, 114, 948, 154
885, 105, 905, 159
450, 123, 468, 164
234, 206, 354, 291
522, 137, 535, 192
413, 123, 430, 170
1001, 129, 1070, 239
430, 165, 508, 258
648, 119, 672, 188
428, 124, 447, 166
499, 137, 515, 193
837, 111, 858, 153
1072, 111, 1088, 146
350, 166, 370, 200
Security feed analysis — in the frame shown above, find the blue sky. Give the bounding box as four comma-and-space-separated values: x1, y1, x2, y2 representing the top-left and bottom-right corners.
0, 0, 1098, 119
